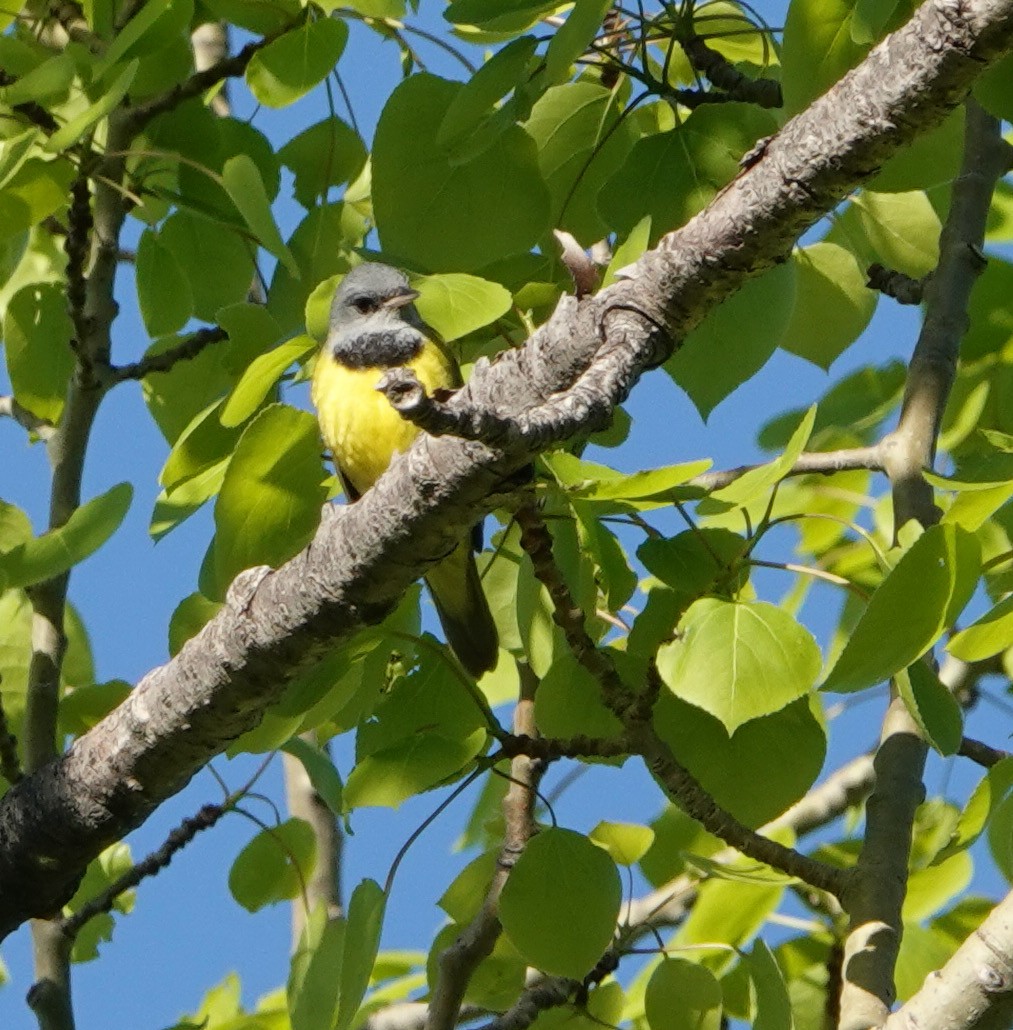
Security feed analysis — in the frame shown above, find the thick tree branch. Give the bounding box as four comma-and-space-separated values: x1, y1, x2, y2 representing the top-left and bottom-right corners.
884, 889, 1013, 1030
1, 0, 1011, 943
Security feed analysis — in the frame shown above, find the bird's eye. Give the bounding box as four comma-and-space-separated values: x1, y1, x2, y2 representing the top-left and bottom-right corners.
351, 296, 374, 314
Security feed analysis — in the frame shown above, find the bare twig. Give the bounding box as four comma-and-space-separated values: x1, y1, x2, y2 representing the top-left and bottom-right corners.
691, 445, 886, 492
427, 665, 545, 1030
867, 263, 929, 305
0, 397, 56, 441
58, 804, 225, 941
110, 327, 229, 382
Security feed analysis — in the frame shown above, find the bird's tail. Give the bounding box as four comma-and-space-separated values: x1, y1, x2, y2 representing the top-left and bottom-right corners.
425, 541, 499, 678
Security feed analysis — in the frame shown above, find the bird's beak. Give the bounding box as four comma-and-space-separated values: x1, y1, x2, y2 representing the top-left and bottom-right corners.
383, 289, 420, 309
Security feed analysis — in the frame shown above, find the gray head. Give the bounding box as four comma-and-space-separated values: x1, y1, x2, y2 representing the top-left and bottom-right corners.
325, 262, 425, 369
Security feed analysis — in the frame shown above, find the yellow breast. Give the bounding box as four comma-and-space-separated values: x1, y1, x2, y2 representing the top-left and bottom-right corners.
312, 341, 457, 497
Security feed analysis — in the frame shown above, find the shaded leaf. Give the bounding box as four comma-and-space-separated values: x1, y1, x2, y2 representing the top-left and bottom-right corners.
246, 18, 348, 107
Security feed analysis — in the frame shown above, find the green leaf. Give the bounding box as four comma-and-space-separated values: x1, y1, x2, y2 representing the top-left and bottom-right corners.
746, 940, 793, 1030
657, 599, 821, 733
974, 51, 1013, 121
203, 0, 300, 32
851, 0, 899, 44
822, 524, 981, 693
222, 154, 298, 276
373, 73, 550, 272
98, 0, 193, 68
637, 529, 747, 613
948, 594, 1013, 662
346, 656, 488, 808
212, 404, 326, 590
897, 662, 963, 757
780, 0, 868, 115
282, 738, 344, 816
534, 649, 625, 741
0, 155, 74, 242
3, 281, 74, 422
871, 109, 963, 193
499, 828, 621, 978
602, 214, 651, 288
289, 904, 345, 1030
45, 60, 139, 152
0, 54, 75, 105
705, 405, 817, 510
572, 505, 637, 613
932, 757, 1013, 865
673, 876, 783, 975
279, 118, 367, 209
136, 230, 193, 337
437, 36, 538, 148
0, 483, 132, 590
414, 273, 512, 341
666, 261, 796, 419
167, 592, 222, 655
600, 105, 778, 240
589, 821, 655, 866
782, 244, 876, 369
654, 693, 826, 828
544, 0, 614, 84
336, 879, 387, 1030
267, 204, 362, 335
644, 958, 722, 1030
221, 335, 315, 428
159, 211, 256, 322
444, 0, 560, 32
228, 818, 317, 912
545, 452, 710, 505
853, 190, 941, 279
58, 679, 131, 737
988, 793, 1013, 882
246, 18, 348, 108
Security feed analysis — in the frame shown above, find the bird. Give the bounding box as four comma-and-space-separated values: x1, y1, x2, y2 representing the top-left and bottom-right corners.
311, 262, 499, 678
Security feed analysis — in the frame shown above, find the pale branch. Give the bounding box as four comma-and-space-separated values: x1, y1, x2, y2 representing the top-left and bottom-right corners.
883, 888, 1013, 1030
866, 263, 929, 305
690, 445, 886, 492
109, 326, 229, 382
838, 107, 1009, 1026
0, 0, 1011, 943
838, 697, 929, 1030
884, 100, 1007, 532
119, 15, 305, 138
0, 396, 55, 441
57, 803, 224, 942
22, 114, 134, 1024
427, 666, 544, 1030
553, 230, 600, 299
191, 22, 232, 118
283, 737, 343, 945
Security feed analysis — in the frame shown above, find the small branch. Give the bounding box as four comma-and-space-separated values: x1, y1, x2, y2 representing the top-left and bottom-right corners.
679, 31, 782, 108
65, 171, 93, 366
119, 14, 305, 138
283, 736, 342, 945
0, 396, 55, 441
554, 230, 599, 299
427, 664, 545, 1030
190, 22, 232, 118
58, 803, 225, 941
691, 445, 885, 492
884, 100, 1007, 532
109, 326, 228, 382
867, 263, 928, 305
514, 502, 846, 897
837, 696, 928, 1028
499, 733, 630, 762
472, 977, 579, 1030
958, 736, 1008, 768
884, 889, 1013, 1030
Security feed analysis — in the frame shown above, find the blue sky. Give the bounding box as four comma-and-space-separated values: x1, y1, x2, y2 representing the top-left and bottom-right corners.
1, 2, 1010, 1026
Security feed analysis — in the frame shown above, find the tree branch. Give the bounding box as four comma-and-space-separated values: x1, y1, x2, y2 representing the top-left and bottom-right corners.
0, 0, 1011, 942
108, 326, 229, 382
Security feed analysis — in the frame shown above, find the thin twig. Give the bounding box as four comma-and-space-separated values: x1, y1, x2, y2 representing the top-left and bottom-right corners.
110, 327, 228, 382
0, 396, 56, 441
